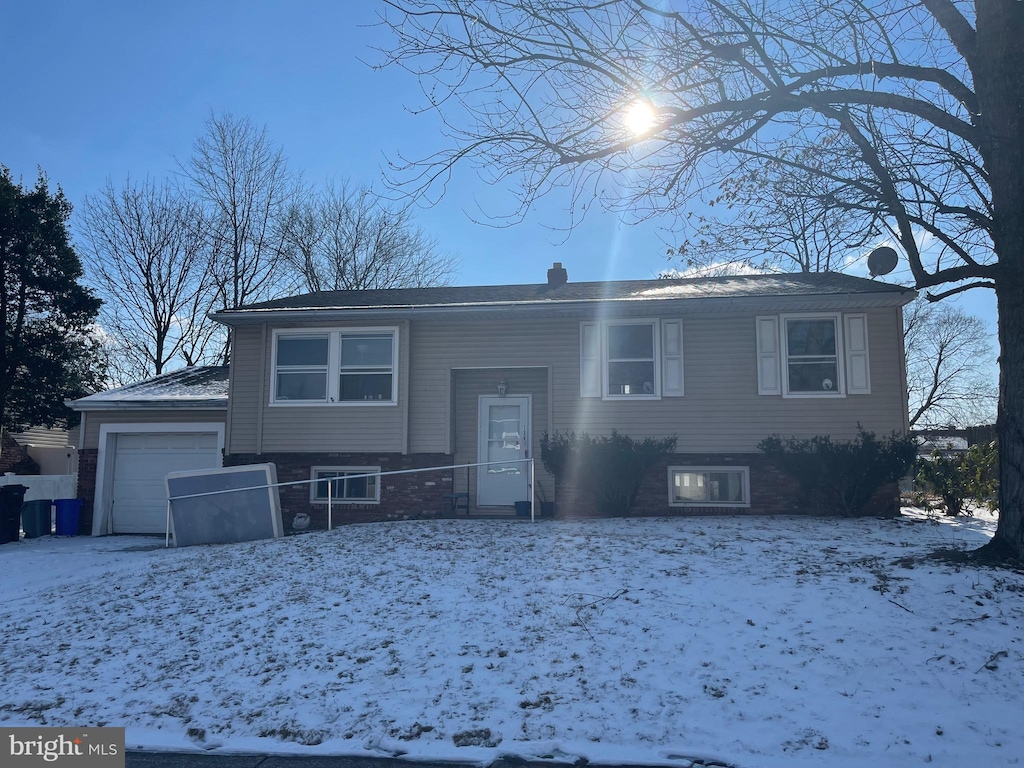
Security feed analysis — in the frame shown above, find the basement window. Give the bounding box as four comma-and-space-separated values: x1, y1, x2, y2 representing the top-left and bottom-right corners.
311, 466, 380, 504
669, 466, 749, 507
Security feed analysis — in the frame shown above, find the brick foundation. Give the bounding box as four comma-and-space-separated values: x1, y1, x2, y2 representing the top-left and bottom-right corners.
553, 452, 900, 519
224, 452, 454, 530
77, 447, 900, 536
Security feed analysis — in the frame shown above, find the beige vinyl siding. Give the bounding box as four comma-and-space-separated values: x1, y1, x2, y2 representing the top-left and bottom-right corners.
409, 307, 907, 454
248, 320, 408, 453
227, 325, 263, 453
10, 425, 78, 448
451, 368, 553, 507
82, 410, 227, 450
408, 318, 569, 454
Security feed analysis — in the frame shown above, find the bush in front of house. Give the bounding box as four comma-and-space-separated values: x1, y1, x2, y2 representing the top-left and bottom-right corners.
758, 427, 917, 516
916, 440, 999, 516
540, 430, 677, 516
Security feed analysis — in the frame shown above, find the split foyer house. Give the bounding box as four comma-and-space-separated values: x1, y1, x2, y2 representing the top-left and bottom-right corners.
71, 265, 915, 535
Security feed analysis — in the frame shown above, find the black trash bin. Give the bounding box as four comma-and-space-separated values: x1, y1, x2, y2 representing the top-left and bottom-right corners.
0, 484, 29, 544
22, 499, 53, 538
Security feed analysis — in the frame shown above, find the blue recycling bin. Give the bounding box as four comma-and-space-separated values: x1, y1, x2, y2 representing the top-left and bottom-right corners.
54, 498, 82, 536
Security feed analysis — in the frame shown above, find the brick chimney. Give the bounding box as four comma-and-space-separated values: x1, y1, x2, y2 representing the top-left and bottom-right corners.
546, 261, 568, 286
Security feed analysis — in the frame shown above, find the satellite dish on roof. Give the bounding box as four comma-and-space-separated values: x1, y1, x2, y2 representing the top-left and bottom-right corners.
867, 246, 899, 277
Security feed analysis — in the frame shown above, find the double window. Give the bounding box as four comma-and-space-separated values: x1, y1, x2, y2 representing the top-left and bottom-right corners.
581, 319, 683, 399
272, 328, 398, 405
669, 466, 750, 507
310, 466, 380, 504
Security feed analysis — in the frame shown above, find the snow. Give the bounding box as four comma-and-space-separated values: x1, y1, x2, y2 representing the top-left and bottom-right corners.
73, 366, 228, 404
1, 510, 1021, 768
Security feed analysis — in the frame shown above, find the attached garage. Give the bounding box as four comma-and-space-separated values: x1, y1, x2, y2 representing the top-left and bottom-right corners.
107, 430, 222, 534
70, 367, 230, 536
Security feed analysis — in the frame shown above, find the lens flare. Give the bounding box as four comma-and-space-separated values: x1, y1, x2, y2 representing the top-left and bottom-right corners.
624, 100, 656, 136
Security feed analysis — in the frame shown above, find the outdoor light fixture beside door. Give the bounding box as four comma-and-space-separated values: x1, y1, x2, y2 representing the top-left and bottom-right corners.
497, 378, 508, 396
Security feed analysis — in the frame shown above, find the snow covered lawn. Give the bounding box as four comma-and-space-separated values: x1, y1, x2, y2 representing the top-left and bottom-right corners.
1, 511, 1021, 768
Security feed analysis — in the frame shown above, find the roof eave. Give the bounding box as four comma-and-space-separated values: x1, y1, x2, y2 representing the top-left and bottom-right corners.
211, 290, 917, 325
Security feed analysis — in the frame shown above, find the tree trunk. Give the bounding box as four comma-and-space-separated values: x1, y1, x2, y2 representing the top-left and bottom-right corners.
986, 276, 1024, 559
974, 1, 1024, 561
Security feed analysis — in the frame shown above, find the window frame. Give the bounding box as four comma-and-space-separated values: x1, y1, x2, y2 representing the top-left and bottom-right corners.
309, 466, 381, 505
668, 465, 750, 508
601, 318, 662, 400
272, 333, 331, 403
270, 327, 399, 406
779, 313, 846, 398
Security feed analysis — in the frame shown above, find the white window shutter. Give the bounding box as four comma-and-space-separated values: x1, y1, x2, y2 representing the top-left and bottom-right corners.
661, 320, 684, 396
580, 322, 601, 398
844, 314, 871, 394
756, 316, 781, 395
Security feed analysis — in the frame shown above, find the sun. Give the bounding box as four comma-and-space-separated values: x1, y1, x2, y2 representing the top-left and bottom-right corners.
624, 100, 657, 136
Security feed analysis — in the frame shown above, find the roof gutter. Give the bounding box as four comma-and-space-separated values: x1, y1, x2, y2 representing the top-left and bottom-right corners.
68, 400, 228, 412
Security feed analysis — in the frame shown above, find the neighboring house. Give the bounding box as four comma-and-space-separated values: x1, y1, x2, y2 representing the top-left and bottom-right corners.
71, 266, 916, 535
0, 431, 39, 475
8, 425, 80, 475
913, 424, 997, 451
70, 367, 228, 535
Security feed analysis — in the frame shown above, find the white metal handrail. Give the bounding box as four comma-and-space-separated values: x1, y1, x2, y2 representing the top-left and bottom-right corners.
164, 457, 537, 546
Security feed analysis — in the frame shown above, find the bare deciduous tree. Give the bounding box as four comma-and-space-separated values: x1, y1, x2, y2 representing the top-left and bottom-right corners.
280, 182, 455, 292
182, 112, 294, 359
379, 0, 1024, 561
671, 140, 875, 275
80, 178, 215, 383
904, 300, 996, 429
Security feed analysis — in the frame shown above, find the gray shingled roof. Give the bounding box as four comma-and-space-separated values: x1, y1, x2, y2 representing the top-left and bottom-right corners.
70, 366, 229, 410
213, 272, 913, 322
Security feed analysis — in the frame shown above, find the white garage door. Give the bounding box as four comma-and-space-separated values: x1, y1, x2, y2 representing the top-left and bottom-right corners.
109, 432, 221, 534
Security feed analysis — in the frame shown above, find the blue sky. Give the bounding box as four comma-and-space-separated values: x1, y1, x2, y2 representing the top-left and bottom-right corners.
1, 0, 997, 335
2, 0, 671, 288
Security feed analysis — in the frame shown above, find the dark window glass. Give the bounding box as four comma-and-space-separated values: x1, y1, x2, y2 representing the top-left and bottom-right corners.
786, 320, 836, 357
340, 373, 393, 401
277, 336, 329, 366
276, 372, 327, 401
341, 335, 393, 367
608, 324, 654, 359
314, 471, 377, 501
608, 361, 656, 396
787, 361, 839, 392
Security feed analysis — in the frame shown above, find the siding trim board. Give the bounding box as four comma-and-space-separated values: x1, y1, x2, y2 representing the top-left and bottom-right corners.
225, 328, 236, 452
256, 324, 267, 453
401, 320, 411, 454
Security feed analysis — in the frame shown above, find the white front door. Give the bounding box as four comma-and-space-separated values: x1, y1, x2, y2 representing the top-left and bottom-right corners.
477, 395, 531, 506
